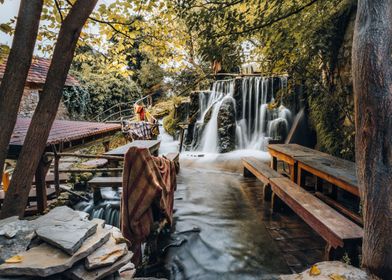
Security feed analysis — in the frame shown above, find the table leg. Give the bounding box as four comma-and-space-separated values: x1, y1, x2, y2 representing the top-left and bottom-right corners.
290, 162, 298, 182
297, 166, 305, 187
35, 158, 51, 214
271, 156, 278, 170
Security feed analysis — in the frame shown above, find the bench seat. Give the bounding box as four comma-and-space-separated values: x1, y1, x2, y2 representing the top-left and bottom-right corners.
242, 157, 283, 184
270, 177, 363, 261
242, 157, 363, 262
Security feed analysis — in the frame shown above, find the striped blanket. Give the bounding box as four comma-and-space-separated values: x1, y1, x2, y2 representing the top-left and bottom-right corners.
121, 147, 177, 264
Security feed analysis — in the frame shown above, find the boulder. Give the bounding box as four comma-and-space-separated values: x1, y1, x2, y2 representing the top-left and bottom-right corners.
279, 261, 370, 280
0, 219, 110, 277
217, 97, 237, 153
85, 236, 128, 270
0, 219, 36, 262
33, 206, 97, 255
66, 251, 133, 280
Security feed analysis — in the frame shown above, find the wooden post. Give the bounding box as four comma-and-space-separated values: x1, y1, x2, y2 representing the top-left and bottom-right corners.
290, 162, 298, 182
54, 155, 60, 197
103, 141, 110, 152
35, 157, 51, 214
297, 166, 305, 187
271, 156, 278, 170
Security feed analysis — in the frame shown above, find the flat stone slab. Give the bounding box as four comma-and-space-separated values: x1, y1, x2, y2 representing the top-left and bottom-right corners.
0, 219, 36, 261
86, 235, 128, 270
33, 206, 97, 255
279, 261, 370, 280
0, 219, 110, 278
66, 251, 133, 280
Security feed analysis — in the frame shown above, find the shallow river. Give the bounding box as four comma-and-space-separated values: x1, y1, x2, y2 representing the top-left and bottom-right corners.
146, 153, 293, 280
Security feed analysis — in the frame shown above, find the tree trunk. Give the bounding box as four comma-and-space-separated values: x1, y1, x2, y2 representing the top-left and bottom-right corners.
0, 0, 43, 181
0, 0, 98, 218
352, 1, 392, 278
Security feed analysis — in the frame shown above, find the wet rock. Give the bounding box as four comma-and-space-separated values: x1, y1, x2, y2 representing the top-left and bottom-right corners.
0, 219, 109, 277
279, 261, 370, 280
184, 91, 200, 146
85, 236, 128, 270
33, 206, 97, 255
0, 219, 36, 262
217, 97, 236, 153
66, 251, 133, 280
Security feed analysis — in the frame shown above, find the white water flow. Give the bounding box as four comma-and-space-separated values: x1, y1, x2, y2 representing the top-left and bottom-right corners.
199, 80, 235, 152
196, 76, 291, 153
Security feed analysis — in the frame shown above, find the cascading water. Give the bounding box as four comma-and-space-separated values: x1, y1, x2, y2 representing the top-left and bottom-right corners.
194, 76, 292, 153
198, 80, 235, 152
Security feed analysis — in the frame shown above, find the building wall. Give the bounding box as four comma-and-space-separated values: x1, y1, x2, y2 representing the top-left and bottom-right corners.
18, 88, 69, 120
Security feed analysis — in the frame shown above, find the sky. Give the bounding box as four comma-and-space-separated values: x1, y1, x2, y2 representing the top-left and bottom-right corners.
0, 0, 113, 54
0, 0, 19, 46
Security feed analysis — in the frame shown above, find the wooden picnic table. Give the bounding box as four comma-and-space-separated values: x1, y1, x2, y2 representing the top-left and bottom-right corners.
105, 140, 161, 157
268, 144, 359, 197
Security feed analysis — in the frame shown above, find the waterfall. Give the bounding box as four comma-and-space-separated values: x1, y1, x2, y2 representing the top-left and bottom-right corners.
194, 76, 291, 153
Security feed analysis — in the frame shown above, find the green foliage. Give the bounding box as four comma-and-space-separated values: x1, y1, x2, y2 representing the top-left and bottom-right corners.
64, 63, 141, 121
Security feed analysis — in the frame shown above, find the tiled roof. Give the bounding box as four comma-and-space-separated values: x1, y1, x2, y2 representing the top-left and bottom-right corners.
10, 118, 121, 147
0, 56, 79, 87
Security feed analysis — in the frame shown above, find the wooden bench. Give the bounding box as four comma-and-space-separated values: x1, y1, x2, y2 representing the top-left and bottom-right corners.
242, 157, 363, 263
88, 152, 180, 203
270, 177, 363, 263
242, 157, 284, 200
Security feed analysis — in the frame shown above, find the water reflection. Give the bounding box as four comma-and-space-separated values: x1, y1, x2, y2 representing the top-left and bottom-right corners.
155, 167, 291, 279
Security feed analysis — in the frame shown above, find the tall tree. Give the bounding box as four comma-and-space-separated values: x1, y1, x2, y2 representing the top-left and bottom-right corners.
0, 0, 43, 183
352, 1, 392, 278
1, 0, 98, 218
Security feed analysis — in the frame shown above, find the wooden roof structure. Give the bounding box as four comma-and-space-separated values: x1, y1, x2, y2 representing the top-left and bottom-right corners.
8, 118, 121, 159
0, 56, 79, 88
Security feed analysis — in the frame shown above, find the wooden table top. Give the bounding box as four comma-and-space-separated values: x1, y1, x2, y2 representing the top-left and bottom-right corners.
105, 140, 161, 156
268, 144, 328, 158
297, 155, 358, 191
268, 144, 358, 194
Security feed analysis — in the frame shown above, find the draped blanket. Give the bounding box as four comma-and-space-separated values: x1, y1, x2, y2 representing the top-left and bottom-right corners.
122, 120, 159, 141
121, 147, 177, 263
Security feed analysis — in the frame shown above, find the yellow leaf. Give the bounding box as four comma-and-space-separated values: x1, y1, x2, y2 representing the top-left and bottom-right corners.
5, 255, 22, 264
329, 274, 347, 280
309, 265, 321, 276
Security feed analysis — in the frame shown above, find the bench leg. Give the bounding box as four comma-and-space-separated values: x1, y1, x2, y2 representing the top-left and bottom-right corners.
325, 242, 360, 266
271, 192, 284, 212
263, 184, 272, 201
271, 156, 278, 170
243, 167, 255, 178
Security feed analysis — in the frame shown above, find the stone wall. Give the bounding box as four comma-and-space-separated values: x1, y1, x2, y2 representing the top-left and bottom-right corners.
18, 88, 69, 120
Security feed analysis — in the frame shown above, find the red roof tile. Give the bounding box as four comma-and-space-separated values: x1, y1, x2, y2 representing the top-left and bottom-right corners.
10, 118, 121, 147
0, 56, 79, 87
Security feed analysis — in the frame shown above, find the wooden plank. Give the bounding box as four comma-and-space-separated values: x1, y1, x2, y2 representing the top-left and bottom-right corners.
0, 187, 56, 202
242, 157, 283, 185
32, 173, 68, 185
104, 140, 161, 156
297, 156, 358, 196
314, 192, 363, 226
268, 144, 328, 159
270, 177, 363, 248
88, 177, 122, 189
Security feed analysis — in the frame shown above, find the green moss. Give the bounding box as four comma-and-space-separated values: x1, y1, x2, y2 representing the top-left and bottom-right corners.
163, 110, 179, 136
